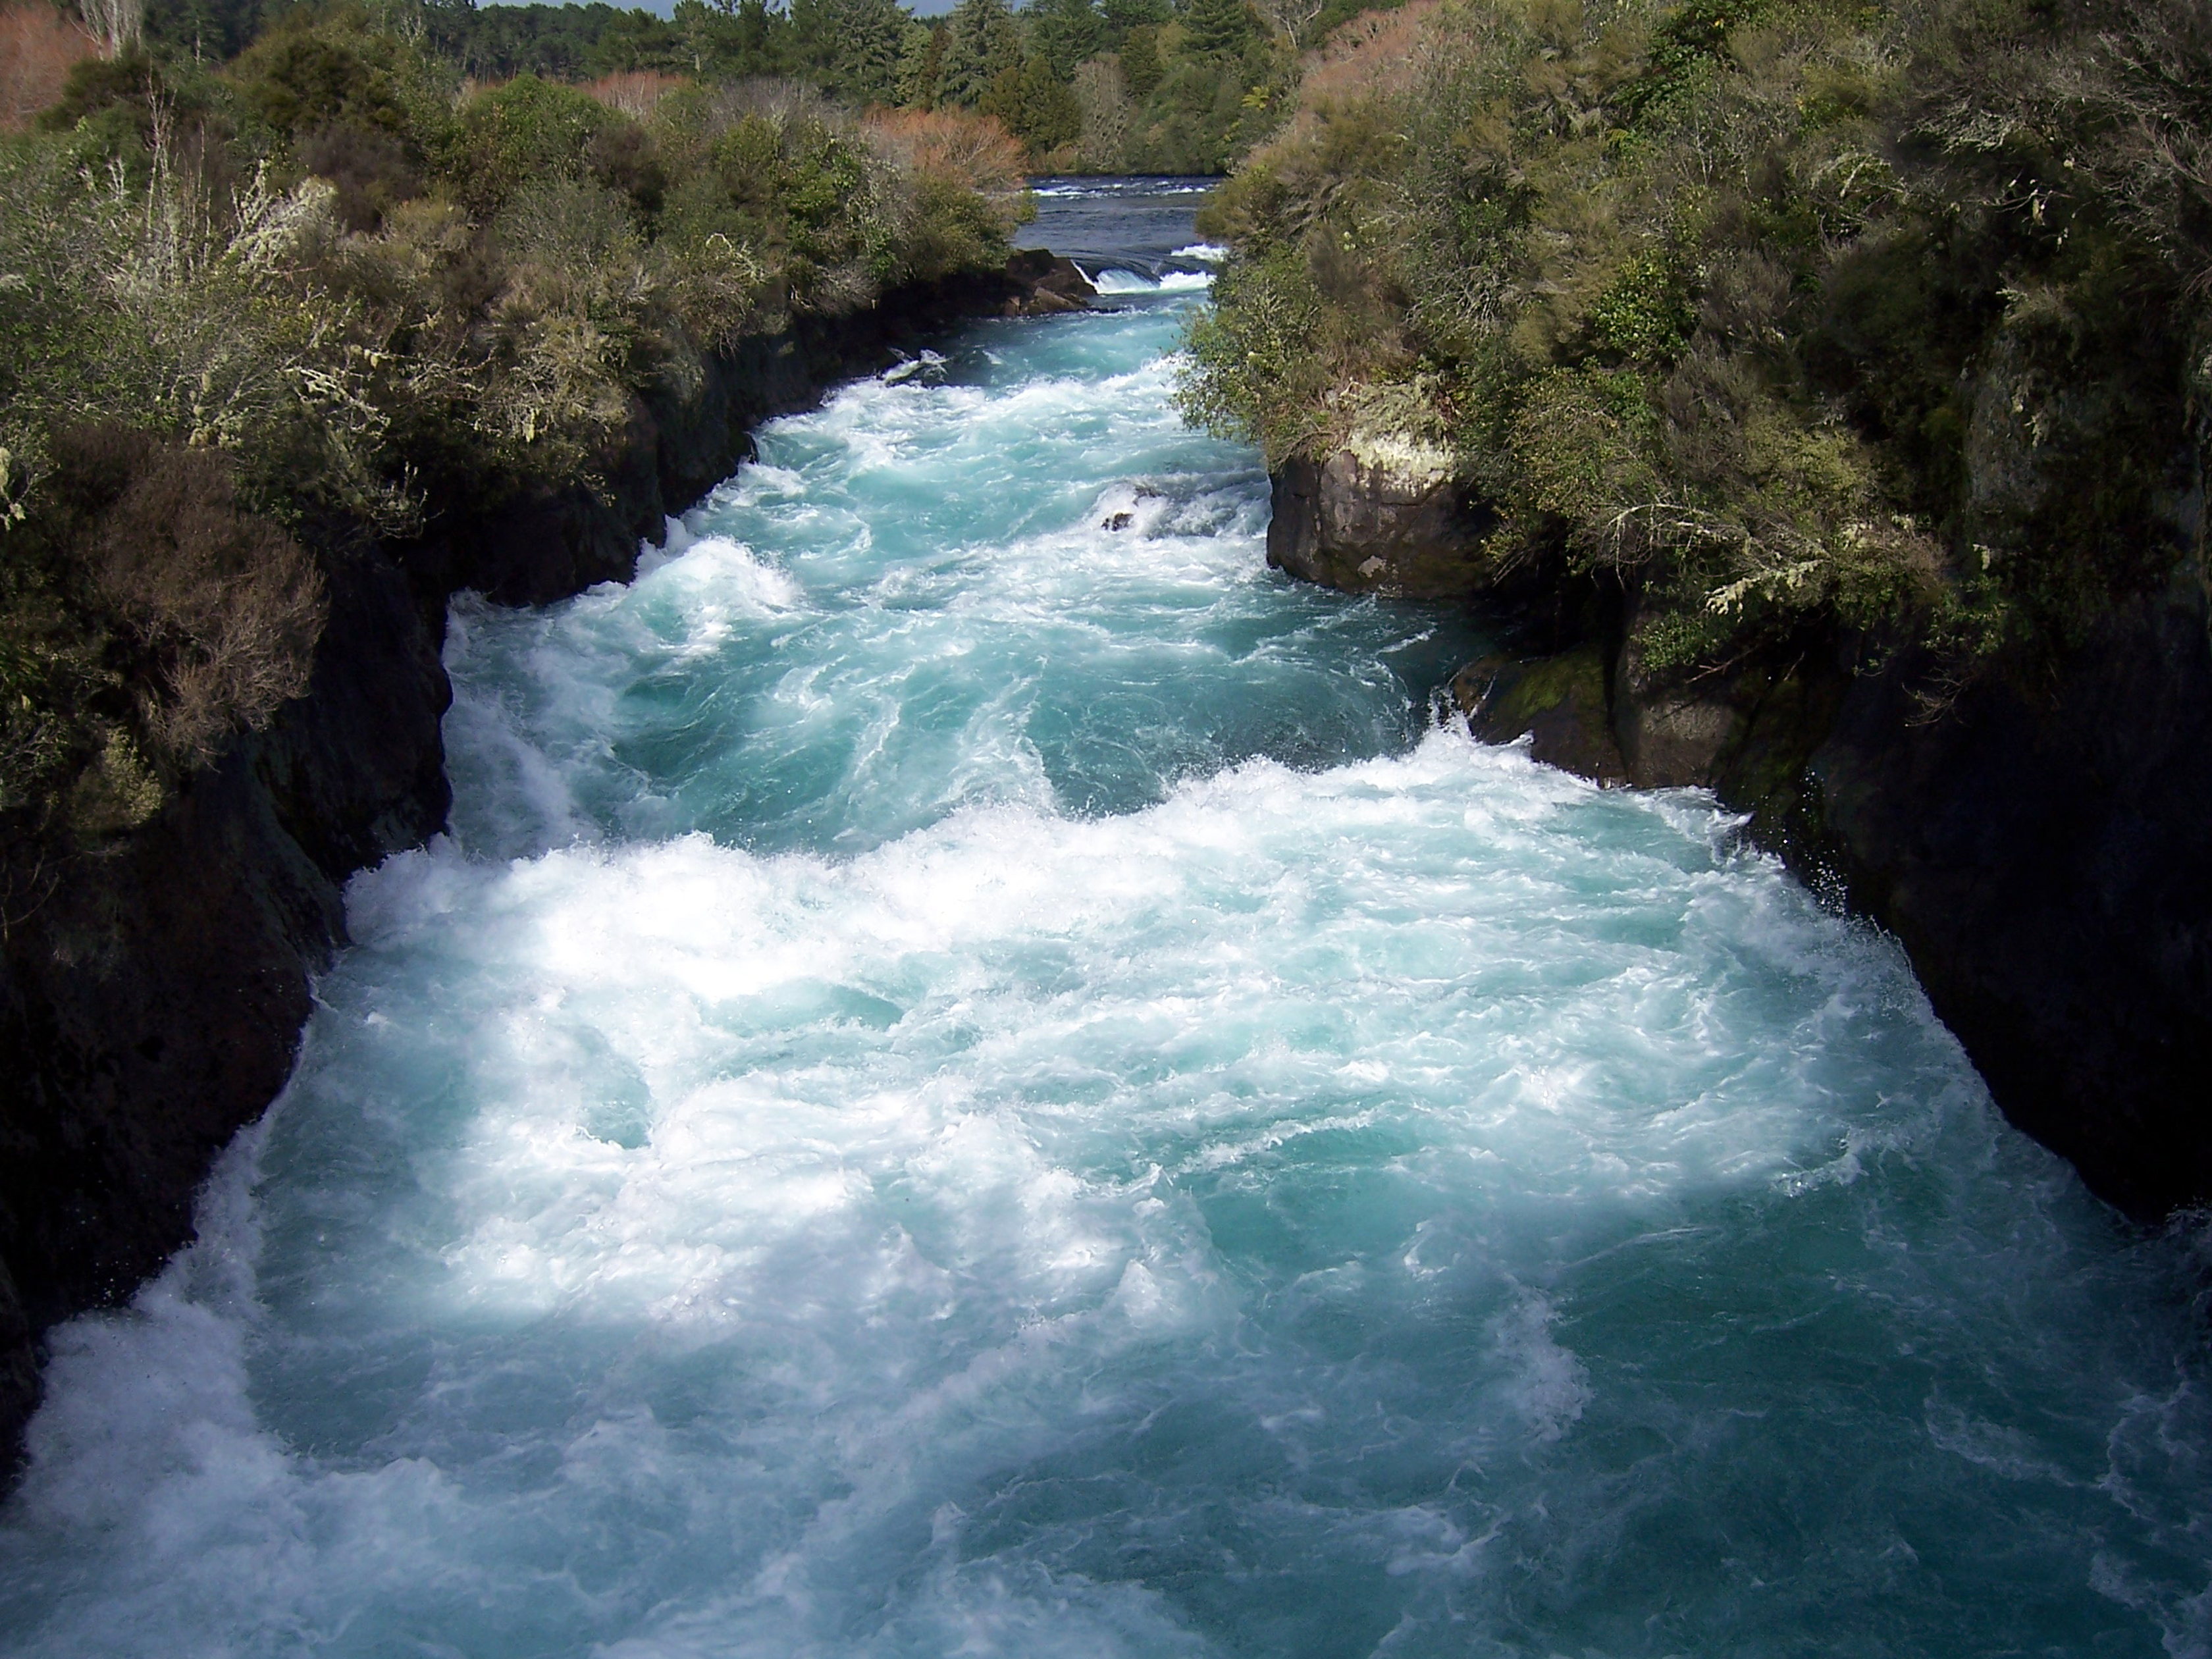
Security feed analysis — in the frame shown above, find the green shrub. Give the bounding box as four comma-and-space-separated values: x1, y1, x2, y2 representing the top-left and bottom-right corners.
1181, 0, 2206, 689
895, 171, 1011, 282
0, 11, 1019, 844
1176, 246, 1327, 461
1587, 250, 1695, 365
0, 421, 325, 842
448, 74, 627, 213
232, 19, 414, 139
296, 120, 421, 232
1510, 369, 1662, 531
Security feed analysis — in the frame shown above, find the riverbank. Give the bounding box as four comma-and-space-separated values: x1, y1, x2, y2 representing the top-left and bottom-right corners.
1185, 0, 2212, 1223
0, 251, 1097, 1475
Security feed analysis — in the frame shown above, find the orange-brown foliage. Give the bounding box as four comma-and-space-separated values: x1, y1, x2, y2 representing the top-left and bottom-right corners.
582, 70, 686, 121
51, 425, 328, 770
0, 1, 97, 131
862, 107, 1027, 195
1281, 0, 1437, 138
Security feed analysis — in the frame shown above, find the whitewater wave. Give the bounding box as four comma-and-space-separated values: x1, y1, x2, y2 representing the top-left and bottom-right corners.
1030, 178, 1215, 199
1091, 267, 1213, 295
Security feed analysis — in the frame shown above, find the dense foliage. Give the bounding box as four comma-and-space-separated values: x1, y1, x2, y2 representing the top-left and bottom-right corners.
434, 0, 1309, 174
109, 0, 1323, 174
1181, 0, 2212, 690
0, 3, 1028, 857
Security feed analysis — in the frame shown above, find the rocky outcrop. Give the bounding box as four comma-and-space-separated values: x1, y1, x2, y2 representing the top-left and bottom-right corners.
1799, 581, 2212, 1218
999, 250, 1097, 317
1267, 441, 1492, 598
0, 532, 450, 1467
0, 256, 1064, 1479
1448, 646, 1626, 783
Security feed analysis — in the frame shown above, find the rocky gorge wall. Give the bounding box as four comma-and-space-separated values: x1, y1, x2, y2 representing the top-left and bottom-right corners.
1269, 445, 2212, 1225
0, 254, 1099, 1477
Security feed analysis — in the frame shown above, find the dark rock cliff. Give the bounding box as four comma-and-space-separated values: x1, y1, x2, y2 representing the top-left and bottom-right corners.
0, 259, 1080, 1477
1274, 447, 2212, 1223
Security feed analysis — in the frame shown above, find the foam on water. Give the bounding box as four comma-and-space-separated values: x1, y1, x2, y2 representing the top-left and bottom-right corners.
436, 306, 1460, 863
3, 228, 2210, 1659
1016, 179, 1223, 290
1029, 177, 1216, 199
1092, 269, 1213, 295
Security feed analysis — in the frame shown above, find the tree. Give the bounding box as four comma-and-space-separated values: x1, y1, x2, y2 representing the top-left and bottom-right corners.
1180, 0, 1253, 59
729, 0, 777, 65
145, 0, 264, 61
838, 0, 908, 105
937, 0, 1022, 107
1101, 0, 1169, 32
673, 0, 781, 80
1251, 0, 1323, 47
1119, 25, 1161, 97
793, 0, 907, 104
76, 0, 142, 58
1012, 50, 1079, 150
1027, 0, 1104, 80
1072, 54, 1128, 168
895, 19, 940, 107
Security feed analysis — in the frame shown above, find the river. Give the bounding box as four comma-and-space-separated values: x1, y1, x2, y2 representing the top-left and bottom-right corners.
2, 179, 2208, 1658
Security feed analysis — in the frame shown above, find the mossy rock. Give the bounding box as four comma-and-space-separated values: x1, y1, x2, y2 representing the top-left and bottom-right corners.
1451, 645, 1626, 783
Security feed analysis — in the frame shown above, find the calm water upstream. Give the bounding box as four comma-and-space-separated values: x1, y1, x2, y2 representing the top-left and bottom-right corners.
3, 180, 2209, 1658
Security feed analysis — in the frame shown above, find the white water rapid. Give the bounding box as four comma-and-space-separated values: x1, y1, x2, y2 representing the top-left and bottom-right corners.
2, 182, 2207, 1659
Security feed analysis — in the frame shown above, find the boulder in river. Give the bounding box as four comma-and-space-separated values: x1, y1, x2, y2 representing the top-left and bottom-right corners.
1266, 439, 1492, 598
999, 250, 1098, 317
1450, 648, 1626, 784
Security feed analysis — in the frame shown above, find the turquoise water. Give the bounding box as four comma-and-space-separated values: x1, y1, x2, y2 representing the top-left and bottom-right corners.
3, 203, 2209, 1657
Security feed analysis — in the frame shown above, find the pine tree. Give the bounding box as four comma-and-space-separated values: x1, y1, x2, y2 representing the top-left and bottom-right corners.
937, 0, 1022, 107
727, 0, 779, 76
1100, 0, 1169, 33
827, 0, 907, 105
1028, 0, 1104, 80
786, 0, 837, 78
1016, 51, 1080, 149
1180, 0, 1252, 59
894, 18, 938, 107
1119, 24, 1161, 98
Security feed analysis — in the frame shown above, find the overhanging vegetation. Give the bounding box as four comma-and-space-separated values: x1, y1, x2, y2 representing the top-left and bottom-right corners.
1180, 0, 2212, 693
